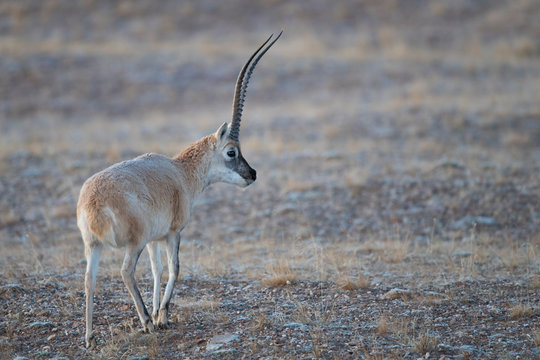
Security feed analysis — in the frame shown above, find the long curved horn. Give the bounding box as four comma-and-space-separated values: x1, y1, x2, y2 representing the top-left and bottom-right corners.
230, 31, 282, 141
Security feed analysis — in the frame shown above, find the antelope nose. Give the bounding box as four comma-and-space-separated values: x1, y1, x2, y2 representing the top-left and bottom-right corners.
250, 168, 257, 180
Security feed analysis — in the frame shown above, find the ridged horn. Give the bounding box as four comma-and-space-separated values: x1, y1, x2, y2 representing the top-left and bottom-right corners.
229, 31, 282, 141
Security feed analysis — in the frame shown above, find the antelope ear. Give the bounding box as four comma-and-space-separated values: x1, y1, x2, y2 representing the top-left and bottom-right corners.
216, 122, 229, 142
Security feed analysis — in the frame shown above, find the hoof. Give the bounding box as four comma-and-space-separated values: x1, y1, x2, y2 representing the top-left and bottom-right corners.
143, 319, 155, 333
157, 308, 169, 328
85, 334, 96, 348
157, 321, 169, 329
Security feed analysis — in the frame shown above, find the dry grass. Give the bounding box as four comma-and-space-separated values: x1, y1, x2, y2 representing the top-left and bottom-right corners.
508, 303, 535, 320
412, 332, 440, 355
261, 259, 297, 287
388, 317, 412, 343
532, 328, 540, 347
335, 273, 371, 290
532, 276, 540, 289
380, 240, 410, 264
248, 310, 271, 333
376, 315, 389, 335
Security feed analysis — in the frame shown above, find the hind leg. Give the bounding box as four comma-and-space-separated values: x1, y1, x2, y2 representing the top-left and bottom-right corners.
146, 241, 163, 325
84, 243, 102, 348
157, 232, 180, 327
121, 244, 154, 333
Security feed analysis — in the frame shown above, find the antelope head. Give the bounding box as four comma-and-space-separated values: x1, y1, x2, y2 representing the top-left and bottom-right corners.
207, 31, 282, 188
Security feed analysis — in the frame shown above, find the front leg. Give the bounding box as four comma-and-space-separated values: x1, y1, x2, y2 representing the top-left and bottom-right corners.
157, 232, 180, 328
121, 245, 154, 333
146, 241, 163, 325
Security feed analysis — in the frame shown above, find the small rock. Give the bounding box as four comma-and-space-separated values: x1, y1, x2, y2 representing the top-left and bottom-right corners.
22, 168, 41, 177
206, 343, 223, 352
433, 159, 467, 170
210, 348, 237, 356
452, 251, 472, 258
274, 203, 299, 215
437, 343, 458, 354
26, 321, 55, 329
206, 333, 238, 352
459, 345, 478, 355
0, 283, 25, 295
209, 333, 238, 345
47, 334, 56, 341
283, 322, 310, 331
0, 336, 10, 347
285, 191, 321, 201
381, 288, 412, 300
423, 291, 449, 301
322, 150, 342, 160
451, 216, 498, 230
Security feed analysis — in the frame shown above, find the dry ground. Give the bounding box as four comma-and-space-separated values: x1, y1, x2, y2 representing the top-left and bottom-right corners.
0, 0, 539, 359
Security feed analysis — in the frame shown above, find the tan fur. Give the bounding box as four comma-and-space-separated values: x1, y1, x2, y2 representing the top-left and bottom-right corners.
78, 134, 217, 247
77, 127, 256, 348
78, 32, 278, 348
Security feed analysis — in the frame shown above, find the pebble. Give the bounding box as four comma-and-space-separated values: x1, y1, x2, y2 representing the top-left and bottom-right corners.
437, 343, 458, 354
0, 283, 25, 294
209, 348, 237, 356
459, 345, 478, 354
451, 216, 498, 230
423, 291, 449, 301
206, 343, 223, 351
452, 251, 472, 258
26, 321, 55, 329
283, 322, 310, 331
381, 288, 412, 300
0, 336, 9, 347
274, 203, 300, 215
206, 332, 238, 352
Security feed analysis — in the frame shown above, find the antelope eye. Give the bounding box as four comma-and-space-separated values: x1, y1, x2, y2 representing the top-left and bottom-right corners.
226, 150, 236, 158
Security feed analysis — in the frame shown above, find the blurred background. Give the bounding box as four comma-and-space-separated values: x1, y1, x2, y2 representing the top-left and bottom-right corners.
1, 0, 539, 270
2, 0, 539, 152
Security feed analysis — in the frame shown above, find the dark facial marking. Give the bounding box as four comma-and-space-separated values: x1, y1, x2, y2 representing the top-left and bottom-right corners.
225, 151, 256, 181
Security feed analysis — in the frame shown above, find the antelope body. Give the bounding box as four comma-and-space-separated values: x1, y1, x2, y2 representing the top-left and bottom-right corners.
77, 33, 281, 348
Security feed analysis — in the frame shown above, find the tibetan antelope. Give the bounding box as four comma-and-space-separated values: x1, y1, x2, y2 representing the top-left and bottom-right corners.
77, 32, 282, 348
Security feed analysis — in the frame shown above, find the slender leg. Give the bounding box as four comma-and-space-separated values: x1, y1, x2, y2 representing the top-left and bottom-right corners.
157, 232, 180, 327
146, 241, 163, 325
84, 244, 102, 348
121, 245, 154, 333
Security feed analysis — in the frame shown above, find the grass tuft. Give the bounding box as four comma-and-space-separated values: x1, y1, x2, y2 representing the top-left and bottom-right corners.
376, 314, 389, 335
532, 328, 540, 347
261, 259, 297, 287
335, 273, 371, 290
508, 303, 534, 320
412, 332, 439, 355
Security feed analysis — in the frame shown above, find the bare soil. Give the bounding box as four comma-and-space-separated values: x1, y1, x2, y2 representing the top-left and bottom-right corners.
1, 1, 539, 359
